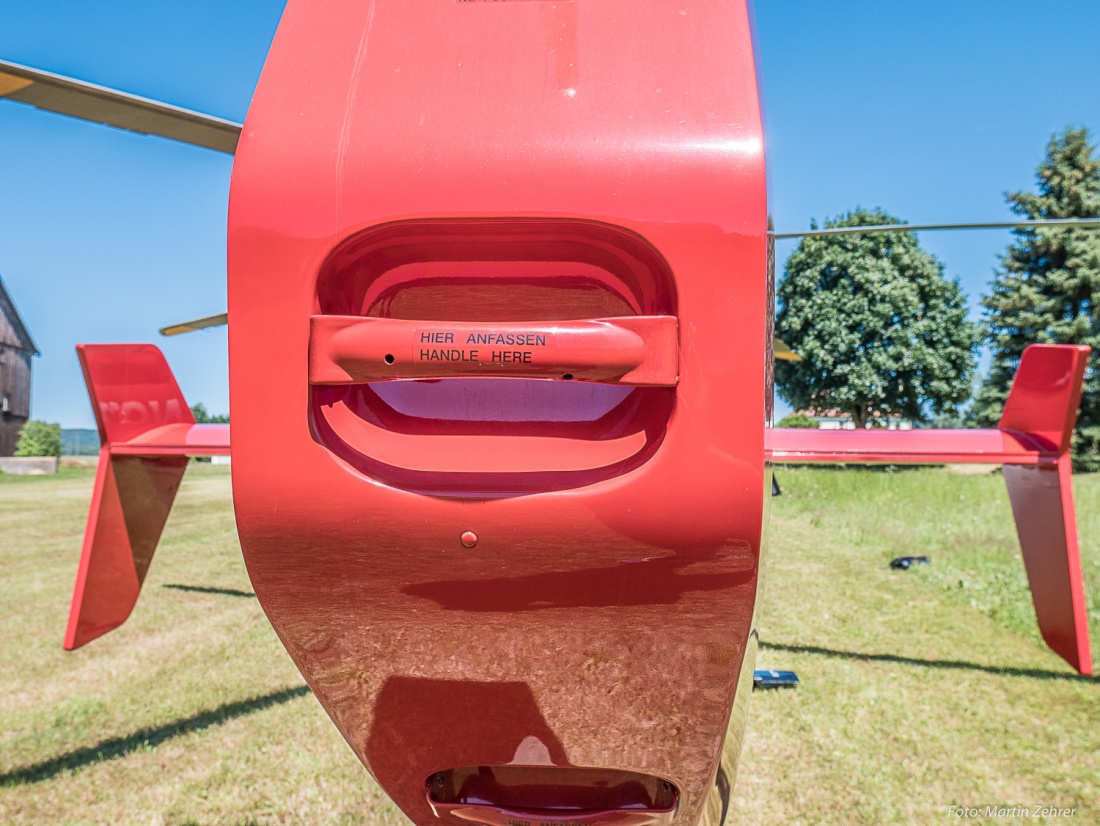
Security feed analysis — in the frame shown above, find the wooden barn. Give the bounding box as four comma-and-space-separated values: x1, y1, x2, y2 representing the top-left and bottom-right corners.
0, 276, 39, 456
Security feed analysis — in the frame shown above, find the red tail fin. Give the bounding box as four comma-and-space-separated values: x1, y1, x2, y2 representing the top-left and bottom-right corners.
999, 344, 1089, 454
63, 450, 189, 649
999, 345, 1092, 675
767, 344, 1093, 674
80, 343, 195, 443
64, 345, 229, 650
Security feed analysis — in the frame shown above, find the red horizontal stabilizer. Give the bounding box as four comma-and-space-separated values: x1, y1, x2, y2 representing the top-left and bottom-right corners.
64, 344, 230, 650
766, 344, 1092, 674
765, 426, 1051, 466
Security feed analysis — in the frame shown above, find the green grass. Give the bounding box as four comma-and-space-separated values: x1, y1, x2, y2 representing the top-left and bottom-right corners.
770, 467, 1100, 654
0, 465, 92, 485
0, 465, 1097, 824
738, 467, 1099, 824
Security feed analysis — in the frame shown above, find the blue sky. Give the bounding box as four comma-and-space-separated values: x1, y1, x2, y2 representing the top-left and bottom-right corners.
1, 1, 1098, 427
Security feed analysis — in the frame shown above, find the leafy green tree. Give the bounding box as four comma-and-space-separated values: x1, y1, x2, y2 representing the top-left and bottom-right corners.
971, 128, 1100, 470
776, 209, 979, 428
776, 411, 819, 428
190, 403, 229, 424
15, 421, 62, 457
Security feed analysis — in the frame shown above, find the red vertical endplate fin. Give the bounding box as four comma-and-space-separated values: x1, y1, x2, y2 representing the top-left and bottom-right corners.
64, 344, 196, 650
63, 451, 188, 649
999, 344, 1092, 675
1003, 458, 1092, 674
77, 343, 196, 444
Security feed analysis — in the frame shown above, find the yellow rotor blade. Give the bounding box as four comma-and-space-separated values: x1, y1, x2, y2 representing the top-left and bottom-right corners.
159, 312, 228, 337
774, 338, 802, 362
0, 59, 241, 154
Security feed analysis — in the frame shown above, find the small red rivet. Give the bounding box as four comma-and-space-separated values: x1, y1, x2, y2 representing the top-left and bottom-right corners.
460, 531, 478, 548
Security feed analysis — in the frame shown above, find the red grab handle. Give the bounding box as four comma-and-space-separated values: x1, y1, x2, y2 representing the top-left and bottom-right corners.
309, 315, 678, 386
423, 764, 679, 826
429, 803, 677, 826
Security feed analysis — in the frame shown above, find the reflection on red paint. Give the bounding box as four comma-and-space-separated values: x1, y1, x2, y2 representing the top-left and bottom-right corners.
229, 2, 767, 824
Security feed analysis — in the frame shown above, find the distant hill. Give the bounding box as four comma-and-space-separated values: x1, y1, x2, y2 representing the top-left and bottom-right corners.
61, 429, 99, 456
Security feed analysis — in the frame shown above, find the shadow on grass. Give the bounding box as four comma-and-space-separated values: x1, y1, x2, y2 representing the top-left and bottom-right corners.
163, 583, 256, 598
761, 641, 1098, 682
0, 685, 310, 786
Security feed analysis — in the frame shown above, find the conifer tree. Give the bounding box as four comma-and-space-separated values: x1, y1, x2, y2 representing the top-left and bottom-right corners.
971, 128, 1100, 470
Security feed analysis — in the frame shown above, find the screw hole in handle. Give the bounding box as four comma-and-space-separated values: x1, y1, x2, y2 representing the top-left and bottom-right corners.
562, 373, 574, 380
384, 354, 395, 365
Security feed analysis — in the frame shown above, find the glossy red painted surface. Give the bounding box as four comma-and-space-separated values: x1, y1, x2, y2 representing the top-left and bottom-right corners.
1001, 346, 1092, 675
64, 344, 229, 650
766, 427, 1053, 466
63, 449, 187, 650
998, 345, 1090, 454
111, 423, 230, 455
1005, 457, 1093, 675
309, 315, 679, 386
79, 343, 194, 444
767, 344, 1092, 675
228, 2, 766, 824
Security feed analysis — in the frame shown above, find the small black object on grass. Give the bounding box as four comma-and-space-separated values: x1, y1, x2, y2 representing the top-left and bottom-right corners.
890, 555, 930, 570
771, 474, 782, 497
753, 669, 799, 689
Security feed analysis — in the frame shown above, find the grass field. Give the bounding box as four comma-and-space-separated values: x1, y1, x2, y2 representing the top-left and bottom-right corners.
1, 465, 1097, 825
